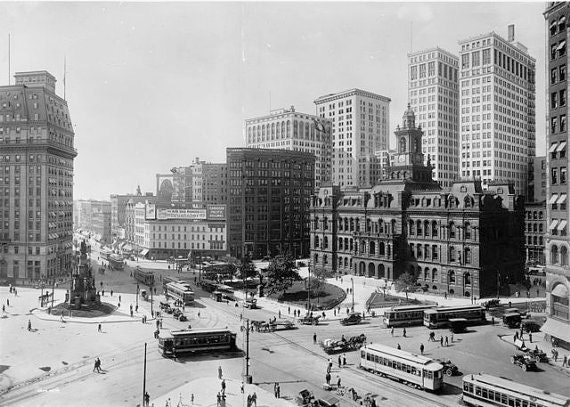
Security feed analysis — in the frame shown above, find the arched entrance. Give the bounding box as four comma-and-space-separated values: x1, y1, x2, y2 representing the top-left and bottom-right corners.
368, 263, 375, 278
359, 261, 366, 276
378, 264, 385, 279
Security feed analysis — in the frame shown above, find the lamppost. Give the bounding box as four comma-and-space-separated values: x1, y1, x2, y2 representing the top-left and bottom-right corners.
351, 277, 355, 312
242, 318, 252, 384
136, 282, 140, 307
307, 261, 311, 311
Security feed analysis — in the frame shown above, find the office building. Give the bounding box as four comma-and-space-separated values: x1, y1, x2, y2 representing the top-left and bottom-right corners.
458, 25, 536, 197
0, 71, 76, 282
245, 106, 332, 188
408, 47, 460, 187
110, 191, 155, 238
543, 2, 570, 349
314, 89, 390, 189
310, 106, 525, 299
226, 148, 315, 260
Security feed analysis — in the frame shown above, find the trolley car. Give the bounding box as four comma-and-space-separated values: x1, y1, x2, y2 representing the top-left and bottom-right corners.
383, 305, 436, 327
423, 305, 486, 329
158, 328, 237, 357
134, 267, 155, 286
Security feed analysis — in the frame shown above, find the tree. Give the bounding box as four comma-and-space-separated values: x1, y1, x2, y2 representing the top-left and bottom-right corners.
265, 255, 301, 295
310, 267, 334, 299
394, 272, 417, 301
238, 255, 257, 280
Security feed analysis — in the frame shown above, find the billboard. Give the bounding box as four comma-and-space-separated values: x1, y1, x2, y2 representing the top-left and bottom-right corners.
207, 205, 226, 220
156, 208, 207, 220
145, 203, 156, 220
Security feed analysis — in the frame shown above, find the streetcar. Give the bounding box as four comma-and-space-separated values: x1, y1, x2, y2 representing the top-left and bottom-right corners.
462, 373, 570, 407
423, 305, 486, 329
163, 275, 183, 291
108, 254, 124, 270
158, 328, 237, 357
165, 282, 194, 305
383, 305, 436, 328
100, 248, 113, 261
359, 343, 444, 391
134, 267, 155, 286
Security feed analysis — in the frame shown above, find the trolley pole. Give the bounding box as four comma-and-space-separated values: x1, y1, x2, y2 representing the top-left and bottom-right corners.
142, 342, 147, 407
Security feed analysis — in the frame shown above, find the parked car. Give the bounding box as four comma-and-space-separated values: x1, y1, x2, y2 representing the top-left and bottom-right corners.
341, 312, 362, 326
527, 348, 548, 362
178, 314, 188, 322
510, 354, 537, 371
172, 308, 182, 318
521, 320, 542, 333
299, 314, 321, 325
482, 298, 501, 309
435, 358, 459, 376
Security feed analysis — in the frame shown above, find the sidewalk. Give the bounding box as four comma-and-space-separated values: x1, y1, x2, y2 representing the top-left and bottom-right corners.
499, 331, 570, 376
149, 377, 294, 407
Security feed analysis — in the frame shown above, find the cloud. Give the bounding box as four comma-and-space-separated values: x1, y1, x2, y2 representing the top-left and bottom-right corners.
397, 4, 434, 22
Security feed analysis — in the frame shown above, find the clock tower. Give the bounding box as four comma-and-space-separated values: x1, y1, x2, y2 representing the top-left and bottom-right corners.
388, 104, 434, 183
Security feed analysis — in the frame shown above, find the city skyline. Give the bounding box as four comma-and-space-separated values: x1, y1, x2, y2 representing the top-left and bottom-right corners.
0, 2, 546, 200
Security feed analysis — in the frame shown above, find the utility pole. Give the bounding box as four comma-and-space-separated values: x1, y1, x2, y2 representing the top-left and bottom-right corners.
244, 319, 252, 384
351, 277, 355, 312
307, 262, 311, 311
142, 342, 147, 407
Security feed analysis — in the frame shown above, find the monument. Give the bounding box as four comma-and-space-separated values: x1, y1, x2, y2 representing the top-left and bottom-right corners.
67, 240, 100, 309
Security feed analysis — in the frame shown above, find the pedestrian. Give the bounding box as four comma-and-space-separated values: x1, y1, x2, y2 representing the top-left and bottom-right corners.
2, 304, 4, 313
111, 290, 113, 297
440, 336, 443, 347
96, 357, 102, 373
276, 382, 280, 398
397, 343, 401, 350
241, 383, 244, 394
529, 332, 533, 343
144, 392, 150, 407
445, 336, 449, 346
288, 306, 290, 314
451, 333, 454, 343
27, 319, 32, 331
391, 327, 394, 337
313, 332, 317, 344
98, 323, 102, 333
7, 299, 9, 307
403, 328, 407, 338
218, 365, 223, 379
337, 376, 341, 388
221, 379, 226, 395
274, 382, 278, 398
198, 311, 201, 318
278, 310, 281, 318
93, 359, 98, 372
563, 355, 568, 367
338, 355, 342, 368
342, 353, 347, 366
102, 289, 105, 296
420, 343, 424, 355
136, 305, 139, 312
491, 316, 495, 325
326, 372, 331, 385
251, 392, 257, 407
247, 394, 252, 407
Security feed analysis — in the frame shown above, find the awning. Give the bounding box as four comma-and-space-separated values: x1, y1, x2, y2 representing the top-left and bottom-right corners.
552, 283, 569, 297
557, 194, 568, 204
560, 16, 567, 24
557, 220, 567, 231
556, 141, 567, 152
549, 194, 559, 204
549, 142, 559, 153
549, 219, 560, 230
140, 249, 149, 257
551, 20, 557, 29
557, 41, 567, 51
541, 318, 570, 343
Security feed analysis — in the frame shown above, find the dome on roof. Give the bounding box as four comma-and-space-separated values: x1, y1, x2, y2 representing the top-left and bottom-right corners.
402, 103, 416, 129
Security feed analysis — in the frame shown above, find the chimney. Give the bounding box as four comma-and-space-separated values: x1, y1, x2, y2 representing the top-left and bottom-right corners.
508, 24, 515, 42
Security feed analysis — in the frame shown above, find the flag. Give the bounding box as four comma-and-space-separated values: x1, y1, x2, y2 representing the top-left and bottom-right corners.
312, 118, 326, 133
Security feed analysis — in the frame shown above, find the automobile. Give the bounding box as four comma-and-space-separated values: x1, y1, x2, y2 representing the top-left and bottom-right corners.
435, 358, 459, 376
295, 389, 314, 406
527, 348, 548, 362
482, 298, 501, 309
299, 315, 321, 325
340, 312, 362, 326
269, 319, 297, 331
172, 308, 182, 318
510, 354, 537, 371
521, 320, 542, 333
448, 318, 468, 333
177, 314, 188, 322
503, 312, 522, 328
314, 396, 341, 407
243, 299, 258, 309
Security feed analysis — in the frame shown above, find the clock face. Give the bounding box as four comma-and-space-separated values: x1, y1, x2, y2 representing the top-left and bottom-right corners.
398, 155, 405, 163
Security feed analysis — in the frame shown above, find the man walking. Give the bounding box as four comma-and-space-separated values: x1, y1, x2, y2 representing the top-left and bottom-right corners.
445, 336, 449, 346
326, 372, 331, 385
403, 328, 407, 338
391, 327, 394, 337
440, 336, 444, 347
420, 343, 425, 355
218, 365, 223, 379
98, 323, 102, 333
313, 333, 317, 344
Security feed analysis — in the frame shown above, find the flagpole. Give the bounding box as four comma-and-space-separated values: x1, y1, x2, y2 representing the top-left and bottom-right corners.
8, 34, 10, 85
63, 56, 66, 101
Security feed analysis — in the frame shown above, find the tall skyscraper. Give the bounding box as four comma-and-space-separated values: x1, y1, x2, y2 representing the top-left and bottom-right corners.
458, 25, 536, 196
314, 89, 390, 189
408, 47, 460, 187
543, 2, 570, 350
245, 106, 332, 188
0, 71, 76, 282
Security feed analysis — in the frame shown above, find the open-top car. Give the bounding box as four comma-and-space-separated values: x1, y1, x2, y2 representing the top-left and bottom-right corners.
510, 353, 537, 371
299, 314, 321, 325
435, 358, 459, 376
527, 348, 548, 362
341, 312, 362, 326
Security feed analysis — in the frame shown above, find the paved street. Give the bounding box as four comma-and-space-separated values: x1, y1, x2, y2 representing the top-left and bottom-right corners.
1, 248, 569, 406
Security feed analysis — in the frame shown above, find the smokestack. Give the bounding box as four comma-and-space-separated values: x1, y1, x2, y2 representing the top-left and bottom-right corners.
508, 24, 515, 42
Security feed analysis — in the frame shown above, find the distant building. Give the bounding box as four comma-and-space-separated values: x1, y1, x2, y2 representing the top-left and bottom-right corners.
314, 89, 391, 189
73, 200, 112, 243
110, 191, 155, 237
245, 106, 332, 188
543, 2, 570, 350
0, 71, 76, 282
528, 156, 547, 203
408, 47, 460, 187
226, 148, 315, 260
133, 202, 227, 260
525, 201, 546, 266
310, 106, 525, 299
458, 25, 536, 197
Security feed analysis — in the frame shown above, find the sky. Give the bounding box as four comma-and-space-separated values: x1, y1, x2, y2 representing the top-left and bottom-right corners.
0, 1, 547, 200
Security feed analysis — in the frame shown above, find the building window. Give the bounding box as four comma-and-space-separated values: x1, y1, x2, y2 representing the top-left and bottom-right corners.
561, 115, 567, 132
561, 65, 567, 81
552, 68, 558, 84
552, 92, 558, 109
552, 117, 558, 133
462, 54, 470, 69
561, 89, 567, 106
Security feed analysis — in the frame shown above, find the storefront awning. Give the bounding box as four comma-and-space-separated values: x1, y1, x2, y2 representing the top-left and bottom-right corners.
557, 41, 567, 51
140, 249, 149, 257
552, 283, 569, 297
549, 194, 559, 204
557, 220, 568, 231
541, 317, 570, 343
549, 219, 560, 230
557, 194, 568, 204
556, 141, 567, 152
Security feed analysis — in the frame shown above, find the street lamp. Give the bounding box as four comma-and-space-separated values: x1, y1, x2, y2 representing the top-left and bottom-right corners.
307, 261, 311, 311
350, 277, 355, 312
136, 282, 140, 307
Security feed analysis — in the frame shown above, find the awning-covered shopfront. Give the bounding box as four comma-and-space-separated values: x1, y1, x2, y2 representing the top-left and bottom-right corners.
541, 318, 570, 344
140, 249, 149, 257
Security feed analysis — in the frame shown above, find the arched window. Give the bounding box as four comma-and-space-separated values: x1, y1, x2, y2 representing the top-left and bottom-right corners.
432, 221, 438, 237
562, 246, 568, 266
409, 243, 415, 257
424, 267, 429, 281
314, 236, 320, 248
464, 248, 472, 264
464, 272, 471, 285
551, 245, 559, 265
464, 223, 472, 239
449, 222, 456, 238
369, 241, 376, 255
379, 242, 385, 256
432, 268, 438, 282
323, 217, 328, 230
409, 220, 415, 235
324, 236, 329, 249
338, 237, 343, 250
416, 220, 422, 235
424, 220, 430, 237
313, 216, 319, 230
417, 244, 423, 258
432, 245, 438, 260
448, 270, 456, 284
400, 137, 407, 152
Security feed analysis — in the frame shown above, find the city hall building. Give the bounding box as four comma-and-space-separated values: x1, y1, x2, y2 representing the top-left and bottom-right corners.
310, 106, 525, 299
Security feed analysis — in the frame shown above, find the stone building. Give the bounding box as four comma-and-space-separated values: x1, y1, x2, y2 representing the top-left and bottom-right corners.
310, 106, 525, 299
